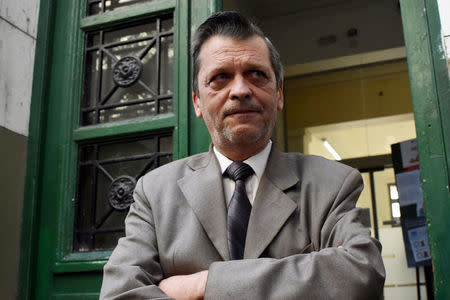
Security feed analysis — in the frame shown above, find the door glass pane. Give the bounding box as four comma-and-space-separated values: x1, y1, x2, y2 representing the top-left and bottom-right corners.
160, 35, 174, 95
74, 133, 173, 252
86, 0, 156, 16
81, 15, 174, 125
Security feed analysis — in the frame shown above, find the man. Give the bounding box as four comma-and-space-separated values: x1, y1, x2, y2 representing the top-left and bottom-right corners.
100, 11, 385, 299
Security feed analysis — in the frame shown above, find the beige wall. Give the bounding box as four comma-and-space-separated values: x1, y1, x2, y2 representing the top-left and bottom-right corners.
283, 58, 422, 298
285, 60, 412, 130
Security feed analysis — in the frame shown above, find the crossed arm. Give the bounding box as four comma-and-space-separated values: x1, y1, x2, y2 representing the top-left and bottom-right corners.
100, 169, 385, 299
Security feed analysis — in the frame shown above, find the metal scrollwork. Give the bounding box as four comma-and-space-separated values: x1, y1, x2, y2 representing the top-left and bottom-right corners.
112, 56, 143, 87
108, 175, 136, 210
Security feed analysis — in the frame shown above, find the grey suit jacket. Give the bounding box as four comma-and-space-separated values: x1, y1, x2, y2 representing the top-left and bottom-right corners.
100, 147, 385, 299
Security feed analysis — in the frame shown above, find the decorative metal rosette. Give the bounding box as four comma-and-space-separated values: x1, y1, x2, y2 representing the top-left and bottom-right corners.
112, 56, 143, 87
108, 175, 136, 210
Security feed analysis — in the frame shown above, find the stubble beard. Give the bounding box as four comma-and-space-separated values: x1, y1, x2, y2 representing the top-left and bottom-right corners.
206, 109, 276, 150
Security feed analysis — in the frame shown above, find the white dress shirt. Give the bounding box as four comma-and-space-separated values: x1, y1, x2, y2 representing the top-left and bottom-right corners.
213, 141, 272, 207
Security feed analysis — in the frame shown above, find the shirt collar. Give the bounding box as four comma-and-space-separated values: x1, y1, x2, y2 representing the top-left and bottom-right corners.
213, 140, 272, 180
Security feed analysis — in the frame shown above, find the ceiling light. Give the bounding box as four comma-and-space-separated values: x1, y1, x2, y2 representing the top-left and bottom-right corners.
322, 139, 342, 161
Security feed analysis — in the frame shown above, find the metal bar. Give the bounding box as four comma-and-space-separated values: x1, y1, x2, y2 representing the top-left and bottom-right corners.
138, 37, 156, 59
99, 152, 171, 165
136, 155, 156, 179
85, 32, 172, 52
416, 267, 421, 300
81, 93, 172, 111
102, 35, 160, 49
80, 152, 171, 166
101, 46, 118, 63
77, 131, 172, 148
94, 207, 114, 229
368, 171, 379, 240
89, 144, 99, 249
95, 161, 114, 181
137, 79, 158, 97
156, 18, 161, 113
73, 149, 83, 250
99, 84, 119, 106
95, 30, 104, 123
103, 34, 156, 49
424, 265, 434, 300
76, 227, 125, 234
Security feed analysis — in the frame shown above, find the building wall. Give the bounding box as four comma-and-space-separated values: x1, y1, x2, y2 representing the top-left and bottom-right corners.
0, 0, 38, 298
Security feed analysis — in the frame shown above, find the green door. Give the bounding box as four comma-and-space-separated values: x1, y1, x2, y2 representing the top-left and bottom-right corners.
20, 0, 450, 298
19, 0, 220, 298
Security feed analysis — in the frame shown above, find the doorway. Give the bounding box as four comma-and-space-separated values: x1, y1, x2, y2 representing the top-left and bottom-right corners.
223, 0, 430, 298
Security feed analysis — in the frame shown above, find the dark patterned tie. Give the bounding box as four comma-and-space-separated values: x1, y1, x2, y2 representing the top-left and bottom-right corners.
225, 161, 254, 260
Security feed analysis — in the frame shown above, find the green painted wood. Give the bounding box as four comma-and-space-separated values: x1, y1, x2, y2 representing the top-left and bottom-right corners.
54, 261, 106, 273
21, 0, 197, 298
426, 0, 450, 185
52, 271, 103, 295
80, 0, 176, 30
188, 0, 222, 155
33, 1, 85, 298
400, 0, 450, 298
18, 1, 55, 299
57, 8, 86, 267
174, 0, 190, 159
73, 115, 176, 141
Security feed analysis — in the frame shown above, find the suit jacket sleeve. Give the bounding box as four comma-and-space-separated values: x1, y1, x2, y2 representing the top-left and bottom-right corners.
204, 168, 385, 300
100, 177, 174, 300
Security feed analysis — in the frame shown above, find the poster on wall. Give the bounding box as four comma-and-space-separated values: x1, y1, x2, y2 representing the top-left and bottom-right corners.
391, 138, 432, 267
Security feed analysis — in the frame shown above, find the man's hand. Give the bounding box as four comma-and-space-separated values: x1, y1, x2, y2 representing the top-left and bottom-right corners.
158, 270, 208, 300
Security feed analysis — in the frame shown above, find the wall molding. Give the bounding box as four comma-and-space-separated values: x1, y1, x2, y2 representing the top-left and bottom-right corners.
284, 46, 407, 77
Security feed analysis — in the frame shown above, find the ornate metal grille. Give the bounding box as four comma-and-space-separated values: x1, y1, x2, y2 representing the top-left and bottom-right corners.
74, 133, 172, 252
86, 0, 156, 16
82, 15, 174, 125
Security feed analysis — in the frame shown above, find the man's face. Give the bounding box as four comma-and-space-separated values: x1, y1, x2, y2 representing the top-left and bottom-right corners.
192, 35, 283, 158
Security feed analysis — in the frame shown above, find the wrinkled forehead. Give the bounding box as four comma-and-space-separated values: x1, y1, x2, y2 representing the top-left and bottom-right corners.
198, 34, 271, 69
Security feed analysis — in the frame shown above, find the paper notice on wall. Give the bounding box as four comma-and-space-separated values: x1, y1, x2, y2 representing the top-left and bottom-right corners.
400, 139, 420, 170
395, 169, 424, 211
407, 226, 431, 263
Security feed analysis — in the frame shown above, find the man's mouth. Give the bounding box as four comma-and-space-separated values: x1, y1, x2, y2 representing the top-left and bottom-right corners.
224, 106, 262, 117
226, 110, 258, 116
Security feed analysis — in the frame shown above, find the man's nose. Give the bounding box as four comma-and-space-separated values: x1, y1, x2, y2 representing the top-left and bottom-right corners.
229, 76, 251, 100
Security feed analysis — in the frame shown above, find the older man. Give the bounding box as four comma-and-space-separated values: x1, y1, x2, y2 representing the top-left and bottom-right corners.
100, 11, 385, 299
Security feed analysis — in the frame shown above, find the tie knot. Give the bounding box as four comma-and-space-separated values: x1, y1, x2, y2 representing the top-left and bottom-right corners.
225, 161, 254, 182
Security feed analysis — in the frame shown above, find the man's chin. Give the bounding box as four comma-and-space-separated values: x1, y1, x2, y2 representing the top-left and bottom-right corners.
223, 127, 267, 145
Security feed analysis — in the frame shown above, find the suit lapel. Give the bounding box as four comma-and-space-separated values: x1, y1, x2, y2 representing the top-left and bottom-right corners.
177, 150, 230, 261
244, 149, 299, 259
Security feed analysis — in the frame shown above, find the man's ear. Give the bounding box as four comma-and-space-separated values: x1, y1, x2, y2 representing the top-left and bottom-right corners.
192, 92, 203, 118
276, 85, 284, 111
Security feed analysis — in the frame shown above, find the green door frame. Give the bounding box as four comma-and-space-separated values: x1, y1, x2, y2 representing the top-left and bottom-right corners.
400, 0, 450, 298
17, 0, 218, 299
18, 0, 450, 298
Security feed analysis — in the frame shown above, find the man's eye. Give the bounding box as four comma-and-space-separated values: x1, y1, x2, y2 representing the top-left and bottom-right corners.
252, 71, 265, 78
208, 73, 229, 89
211, 73, 228, 82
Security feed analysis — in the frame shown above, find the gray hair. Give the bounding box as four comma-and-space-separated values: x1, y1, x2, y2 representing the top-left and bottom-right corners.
191, 11, 283, 94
